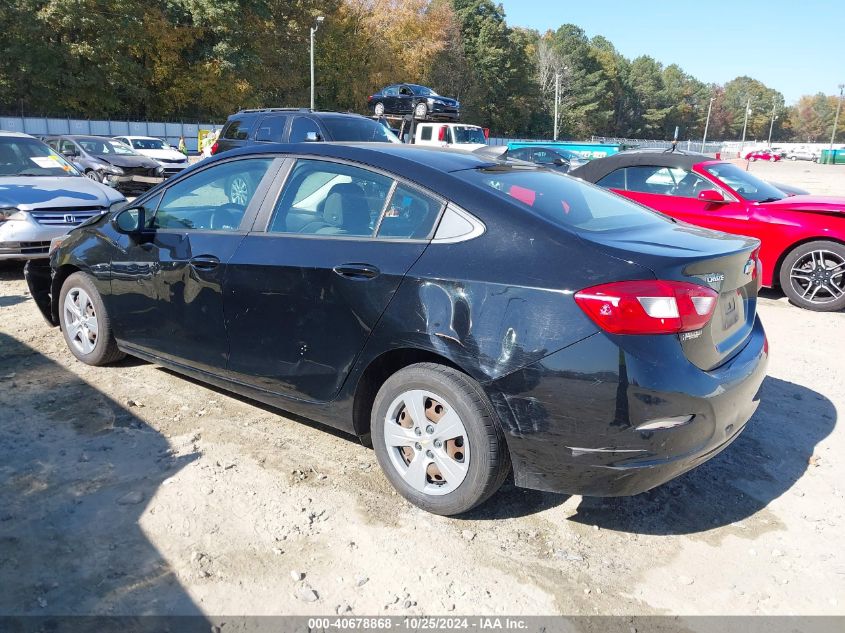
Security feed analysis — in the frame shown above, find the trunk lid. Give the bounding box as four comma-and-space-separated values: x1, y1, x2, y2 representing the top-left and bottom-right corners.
579, 221, 760, 371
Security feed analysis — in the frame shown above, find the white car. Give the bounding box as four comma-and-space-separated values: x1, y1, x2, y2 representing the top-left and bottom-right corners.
112, 135, 189, 177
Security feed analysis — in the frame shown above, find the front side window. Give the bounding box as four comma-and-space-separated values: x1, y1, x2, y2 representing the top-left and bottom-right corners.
150, 158, 273, 231
289, 117, 323, 143
268, 159, 392, 237
399, 86, 413, 96
704, 163, 784, 202
376, 184, 442, 240
624, 166, 713, 198
458, 167, 670, 234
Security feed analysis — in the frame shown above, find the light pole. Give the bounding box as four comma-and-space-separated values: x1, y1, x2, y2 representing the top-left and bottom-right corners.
830, 83, 844, 150
767, 97, 777, 147
701, 97, 715, 152
310, 16, 325, 111
553, 71, 560, 140
740, 97, 752, 158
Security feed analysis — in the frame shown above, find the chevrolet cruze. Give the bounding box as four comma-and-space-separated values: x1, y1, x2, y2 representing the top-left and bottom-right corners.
25, 143, 768, 516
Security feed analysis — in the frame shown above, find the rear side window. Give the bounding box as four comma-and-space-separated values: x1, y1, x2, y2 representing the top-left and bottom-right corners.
596, 168, 626, 189
458, 167, 669, 234
419, 127, 432, 141
290, 117, 323, 143
254, 115, 289, 142
222, 116, 255, 140
320, 117, 399, 143
376, 184, 442, 240
268, 159, 392, 237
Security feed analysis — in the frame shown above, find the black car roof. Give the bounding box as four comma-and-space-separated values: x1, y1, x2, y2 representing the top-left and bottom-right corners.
569, 149, 715, 183
223, 142, 495, 173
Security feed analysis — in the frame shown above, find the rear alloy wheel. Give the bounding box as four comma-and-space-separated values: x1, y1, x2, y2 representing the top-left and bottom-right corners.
86, 170, 102, 182
414, 102, 428, 119
779, 241, 845, 311
59, 272, 125, 365
374, 102, 385, 117
371, 363, 510, 516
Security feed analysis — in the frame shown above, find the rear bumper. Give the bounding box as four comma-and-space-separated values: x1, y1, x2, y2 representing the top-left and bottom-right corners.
486, 317, 768, 496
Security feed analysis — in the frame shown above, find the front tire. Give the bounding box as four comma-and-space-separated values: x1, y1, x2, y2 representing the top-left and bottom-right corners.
371, 363, 510, 516
59, 272, 125, 365
779, 241, 845, 311
85, 170, 102, 182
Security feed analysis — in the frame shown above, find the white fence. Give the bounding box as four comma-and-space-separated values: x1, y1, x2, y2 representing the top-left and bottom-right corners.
0, 116, 221, 152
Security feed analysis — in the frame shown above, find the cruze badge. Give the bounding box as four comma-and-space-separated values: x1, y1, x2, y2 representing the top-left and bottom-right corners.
701, 273, 724, 284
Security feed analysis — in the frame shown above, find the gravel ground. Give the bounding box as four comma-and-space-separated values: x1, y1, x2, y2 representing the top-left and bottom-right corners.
1, 164, 843, 618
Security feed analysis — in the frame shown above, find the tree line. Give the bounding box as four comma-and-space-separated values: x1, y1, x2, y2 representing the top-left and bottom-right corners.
1, 0, 841, 142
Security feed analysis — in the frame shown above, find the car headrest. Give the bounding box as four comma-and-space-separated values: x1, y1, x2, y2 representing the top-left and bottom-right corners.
322, 183, 371, 234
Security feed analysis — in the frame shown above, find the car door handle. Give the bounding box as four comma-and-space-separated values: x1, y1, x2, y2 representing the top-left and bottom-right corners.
189, 255, 220, 270
333, 263, 380, 280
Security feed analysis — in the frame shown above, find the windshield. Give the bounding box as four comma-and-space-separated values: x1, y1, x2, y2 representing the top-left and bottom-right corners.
321, 118, 400, 143
131, 138, 168, 150
0, 137, 80, 177
458, 167, 671, 233
77, 138, 138, 156
452, 126, 486, 144
704, 163, 785, 202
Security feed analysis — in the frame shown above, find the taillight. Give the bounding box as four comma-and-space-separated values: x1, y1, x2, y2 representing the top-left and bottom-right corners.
210, 141, 219, 155
438, 126, 447, 142
574, 280, 719, 335
483, 127, 490, 140
367, 95, 373, 102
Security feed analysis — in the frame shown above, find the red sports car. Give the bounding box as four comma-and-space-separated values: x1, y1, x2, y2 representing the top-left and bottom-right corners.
571, 150, 845, 311
744, 149, 781, 162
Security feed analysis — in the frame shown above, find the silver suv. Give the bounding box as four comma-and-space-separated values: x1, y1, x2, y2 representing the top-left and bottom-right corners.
0, 132, 125, 260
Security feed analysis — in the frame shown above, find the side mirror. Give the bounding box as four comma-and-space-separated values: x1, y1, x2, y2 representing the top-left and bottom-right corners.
113, 206, 145, 234
304, 131, 321, 142
698, 189, 727, 203
553, 157, 569, 167
62, 148, 79, 157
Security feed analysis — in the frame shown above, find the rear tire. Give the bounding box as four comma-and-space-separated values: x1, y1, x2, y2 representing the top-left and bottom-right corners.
414, 102, 428, 119
374, 102, 385, 117
226, 175, 253, 206
371, 363, 510, 516
59, 272, 125, 365
779, 241, 845, 312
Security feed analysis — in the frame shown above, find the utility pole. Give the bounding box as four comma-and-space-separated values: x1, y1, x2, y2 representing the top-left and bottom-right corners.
701, 97, 715, 152
553, 71, 560, 141
310, 16, 325, 111
767, 97, 777, 147
740, 97, 751, 158
830, 83, 845, 150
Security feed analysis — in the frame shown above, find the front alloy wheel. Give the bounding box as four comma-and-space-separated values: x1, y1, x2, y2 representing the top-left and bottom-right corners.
59, 272, 125, 365
63, 287, 98, 355
780, 241, 845, 311
86, 170, 102, 182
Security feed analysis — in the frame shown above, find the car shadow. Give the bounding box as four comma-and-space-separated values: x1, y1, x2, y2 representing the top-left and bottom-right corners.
0, 332, 207, 617
0, 295, 28, 308
0, 261, 25, 281
568, 376, 835, 534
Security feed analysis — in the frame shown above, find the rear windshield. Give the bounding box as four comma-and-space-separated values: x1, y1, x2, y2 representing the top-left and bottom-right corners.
321, 117, 400, 143
457, 167, 671, 233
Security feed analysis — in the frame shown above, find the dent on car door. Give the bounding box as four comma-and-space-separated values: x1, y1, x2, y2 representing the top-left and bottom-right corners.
108, 156, 281, 371
223, 158, 445, 406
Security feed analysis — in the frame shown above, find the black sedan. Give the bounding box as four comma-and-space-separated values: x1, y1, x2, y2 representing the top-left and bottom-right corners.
367, 84, 459, 120
25, 143, 768, 516
45, 135, 165, 194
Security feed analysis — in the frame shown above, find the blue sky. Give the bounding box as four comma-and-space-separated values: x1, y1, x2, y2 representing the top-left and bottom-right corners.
497, 0, 844, 104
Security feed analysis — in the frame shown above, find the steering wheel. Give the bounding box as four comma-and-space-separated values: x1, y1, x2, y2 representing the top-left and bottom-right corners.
209, 203, 246, 230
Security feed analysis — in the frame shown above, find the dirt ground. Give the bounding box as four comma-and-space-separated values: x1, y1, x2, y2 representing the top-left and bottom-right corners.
1, 163, 844, 618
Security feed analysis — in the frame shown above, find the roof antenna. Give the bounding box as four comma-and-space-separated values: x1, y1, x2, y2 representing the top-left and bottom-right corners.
664, 126, 680, 153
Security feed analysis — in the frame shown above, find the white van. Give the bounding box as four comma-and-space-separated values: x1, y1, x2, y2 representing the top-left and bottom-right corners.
412, 123, 487, 150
